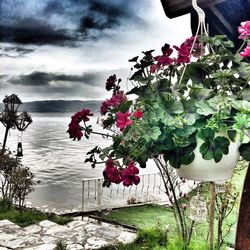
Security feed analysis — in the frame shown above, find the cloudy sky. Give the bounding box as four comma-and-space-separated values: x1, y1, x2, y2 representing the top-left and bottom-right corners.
0, 0, 191, 102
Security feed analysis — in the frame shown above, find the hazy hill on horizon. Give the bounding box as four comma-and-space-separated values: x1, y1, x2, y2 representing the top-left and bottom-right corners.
0, 100, 103, 113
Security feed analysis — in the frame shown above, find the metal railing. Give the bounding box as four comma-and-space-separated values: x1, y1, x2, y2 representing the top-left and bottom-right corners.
81, 171, 198, 215
81, 172, 167, 213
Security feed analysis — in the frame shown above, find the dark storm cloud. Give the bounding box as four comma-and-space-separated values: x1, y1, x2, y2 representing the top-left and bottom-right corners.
79, 1, 137, 32
9, 71, 101, 87
0, 0, 146, 45
0, 23, 75, 46
0, 46, 34, 58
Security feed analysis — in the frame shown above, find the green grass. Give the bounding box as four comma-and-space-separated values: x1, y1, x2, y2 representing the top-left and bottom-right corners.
0, 205, 72, 227
98, 226, 209, 250
100, 161, 248, 249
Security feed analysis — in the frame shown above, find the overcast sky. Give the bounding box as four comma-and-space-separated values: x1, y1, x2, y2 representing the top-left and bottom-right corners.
0, 0, 191, 102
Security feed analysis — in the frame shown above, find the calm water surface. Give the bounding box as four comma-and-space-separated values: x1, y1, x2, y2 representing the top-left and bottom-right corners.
0, 112, 156, 211
0, 113, 110, 211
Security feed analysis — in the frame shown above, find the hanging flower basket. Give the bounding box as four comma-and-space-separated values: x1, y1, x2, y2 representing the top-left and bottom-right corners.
67, 20, 250, 187
176, 136, 241, 181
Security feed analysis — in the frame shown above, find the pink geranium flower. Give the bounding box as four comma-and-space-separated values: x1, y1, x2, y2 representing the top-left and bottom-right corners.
116, 111, 132, 131
240, 44, 250, 57
238, 21, 250, 39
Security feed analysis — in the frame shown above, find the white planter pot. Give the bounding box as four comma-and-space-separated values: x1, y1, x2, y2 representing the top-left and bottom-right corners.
176, 136, 241, 181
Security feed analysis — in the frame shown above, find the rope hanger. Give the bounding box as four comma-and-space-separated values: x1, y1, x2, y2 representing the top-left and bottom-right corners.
192, 0, 208, 37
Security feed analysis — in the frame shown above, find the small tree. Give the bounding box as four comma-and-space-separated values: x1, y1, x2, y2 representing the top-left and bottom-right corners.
0, 147, 34, 210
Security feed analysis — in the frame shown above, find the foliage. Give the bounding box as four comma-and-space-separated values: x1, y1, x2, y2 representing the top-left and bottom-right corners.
67, 22, 250, 185
0, 203, 72, 227
101, 163, 247, 249
0, 148, 34, 209
98, 226, 209, 250
68, 21, 250, 248
55, 239, 68, 250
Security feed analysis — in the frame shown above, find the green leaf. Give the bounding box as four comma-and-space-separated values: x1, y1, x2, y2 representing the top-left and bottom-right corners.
175, 126, 196, 138
214, 136, 230, 154
241, 88, 250, 101
182, 63, 207, 84
129, 70, 143, 81
164, 143, 196, 168
135, 154, 148, 168
227, 130, 237, 142
156, 78, 171, 93
113, 137, 122, 149
190, 87, 216, 100
237, 62, 250, 79
200, 141, 215, 160
126, 85, 148, 96
231, 100, 250, 111
195, 100, 217, 116
183, 113, 197, 126
181, 152, 195, 165
199, 136, 230, 162
239, 142, 250, 161
103, 116, 115, 129
164, 100, 184, 115
197, 128, 215, 141
142, 126, 162, 142
112, 101, 132, 113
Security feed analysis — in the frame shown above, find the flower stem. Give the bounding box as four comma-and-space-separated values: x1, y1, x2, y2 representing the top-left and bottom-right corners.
236, 38, 247, 54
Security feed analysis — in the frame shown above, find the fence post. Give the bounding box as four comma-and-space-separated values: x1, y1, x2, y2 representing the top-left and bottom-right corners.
82, 180, 85, 220
97, 179, 102, 212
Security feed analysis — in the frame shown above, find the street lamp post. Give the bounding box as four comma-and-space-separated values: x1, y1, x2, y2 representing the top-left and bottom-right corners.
0, 94, 32, 157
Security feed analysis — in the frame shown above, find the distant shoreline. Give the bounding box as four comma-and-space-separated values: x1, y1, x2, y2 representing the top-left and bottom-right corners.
0, 100, 102, 113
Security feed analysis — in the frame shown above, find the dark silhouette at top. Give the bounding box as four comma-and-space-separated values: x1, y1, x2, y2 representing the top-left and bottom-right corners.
161, 0, 250, 48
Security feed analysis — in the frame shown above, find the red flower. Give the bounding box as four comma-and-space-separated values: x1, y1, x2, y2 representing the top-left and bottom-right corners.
240, 44, 250, 57
67, 109, 93, 140
106, 74, 117, 91
150, 64, 160, 73
100, 91, 127, 115
238, 21, 250, 39
116, 111, 132, 131
174, 44, 190, 64
153, 44, 174, 68
121, 161, 140, 187
155, 55, 174, 66
133, 109, 143, 119
105, 158, 122, 184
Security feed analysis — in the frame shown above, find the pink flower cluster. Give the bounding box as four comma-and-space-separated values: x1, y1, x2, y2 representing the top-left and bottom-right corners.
105, 159, 140, 186
100, 91, 127, 115
238, 21, 250, 39
240, 44, 250, 57
67, 109, 93, 140
150, 36, 202, 72
116, 111, 132, 131
115, 109, 143, 131
238, 21, 250, 57
174, 36, 202, 63
150, 44, 173, 73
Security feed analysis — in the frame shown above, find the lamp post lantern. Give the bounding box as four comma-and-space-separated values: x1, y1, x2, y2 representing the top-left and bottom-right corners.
0, 94, 32, 157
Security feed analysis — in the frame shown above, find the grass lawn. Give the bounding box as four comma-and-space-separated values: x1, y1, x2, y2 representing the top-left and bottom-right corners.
0, 204, 72, 227
99, 161, 248, 249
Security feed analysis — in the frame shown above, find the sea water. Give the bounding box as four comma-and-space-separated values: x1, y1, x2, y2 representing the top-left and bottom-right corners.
0, 112, 158, 211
